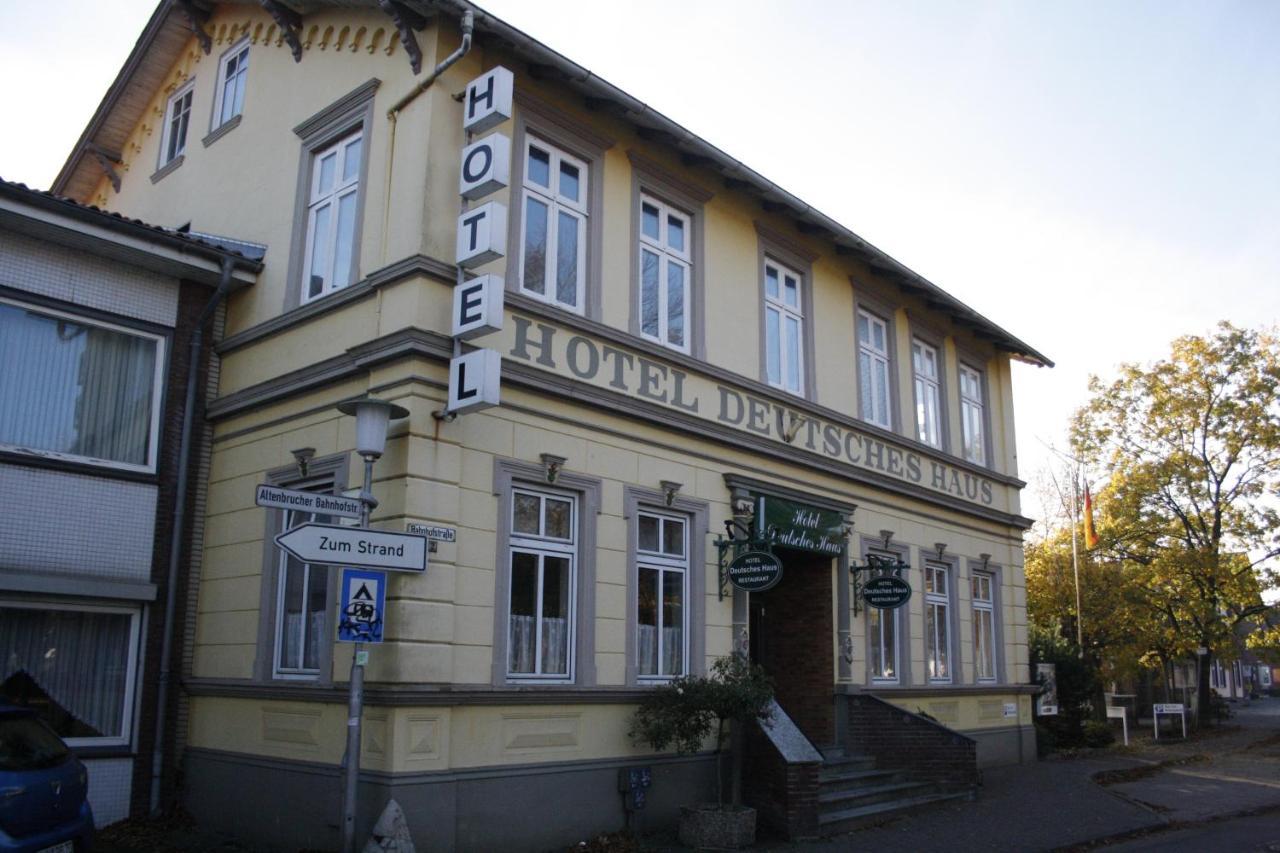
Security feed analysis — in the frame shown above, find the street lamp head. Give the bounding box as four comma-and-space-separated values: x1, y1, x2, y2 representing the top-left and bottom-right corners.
337, 396, 410, 459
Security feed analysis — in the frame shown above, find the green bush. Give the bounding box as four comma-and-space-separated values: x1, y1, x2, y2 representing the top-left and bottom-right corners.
1082, 720, 1115, 748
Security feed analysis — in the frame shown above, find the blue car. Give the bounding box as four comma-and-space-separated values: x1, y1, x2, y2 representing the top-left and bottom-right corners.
0, 705, 93, 852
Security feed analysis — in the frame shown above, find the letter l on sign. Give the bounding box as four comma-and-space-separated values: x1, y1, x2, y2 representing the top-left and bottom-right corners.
449, 348, 502, 413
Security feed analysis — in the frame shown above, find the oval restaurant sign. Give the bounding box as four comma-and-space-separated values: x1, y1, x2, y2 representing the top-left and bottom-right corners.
863, 576, 911, 609
728, 551, 783, 592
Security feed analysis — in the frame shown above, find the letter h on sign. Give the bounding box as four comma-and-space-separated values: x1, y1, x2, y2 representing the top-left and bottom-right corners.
463, 66, 514, 134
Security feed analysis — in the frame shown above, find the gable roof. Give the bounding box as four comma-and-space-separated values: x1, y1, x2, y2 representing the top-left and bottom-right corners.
53, 0, 1051, 367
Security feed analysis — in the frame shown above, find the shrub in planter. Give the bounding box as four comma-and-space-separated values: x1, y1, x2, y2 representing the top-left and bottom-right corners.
630, 656, 773, 847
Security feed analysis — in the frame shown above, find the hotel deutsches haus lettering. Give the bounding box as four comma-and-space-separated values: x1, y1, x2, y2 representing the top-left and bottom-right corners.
46, 2, 1052, 848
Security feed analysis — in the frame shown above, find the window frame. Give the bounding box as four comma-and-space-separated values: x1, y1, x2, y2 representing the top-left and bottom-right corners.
635, 194, 692, 353
958, 361, 990, 466
492, 458, 601, 687
971, 571, 997, 683
299, 130, 365, 305
505, 93, 611, 322
271, 479, 342, 680
159, 79, 195, 168
506, 485, 579, 681
862, 538, 911, 685
516, 136, 589, 313
924, 560, 953, 684
211, 37, 250, 132
912, 337, 945, 449
0, 598, 141, 748
623, 486, 709, 685
627, 151, 712, 359
253, 453, 350, 685
755, 223, 818, 400
0, 295, 167, 474
856, 306, 895, 430
285, 79, 379, 313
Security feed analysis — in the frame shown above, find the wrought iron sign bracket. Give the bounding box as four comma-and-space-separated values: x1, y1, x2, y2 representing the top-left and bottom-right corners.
714, 520, 778, 600
849, 552, 910, 615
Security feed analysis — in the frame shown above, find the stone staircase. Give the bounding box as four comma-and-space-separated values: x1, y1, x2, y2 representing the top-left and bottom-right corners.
816, 747, 971, 835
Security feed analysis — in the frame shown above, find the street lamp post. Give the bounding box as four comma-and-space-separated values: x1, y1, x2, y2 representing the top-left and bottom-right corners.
335, 396, 409, 853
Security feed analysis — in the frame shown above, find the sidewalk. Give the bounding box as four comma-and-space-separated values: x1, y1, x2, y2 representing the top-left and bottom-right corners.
762, 698, 1280, 853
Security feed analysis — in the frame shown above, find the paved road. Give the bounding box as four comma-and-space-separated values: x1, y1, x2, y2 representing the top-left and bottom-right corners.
1106, 810, 1280, 852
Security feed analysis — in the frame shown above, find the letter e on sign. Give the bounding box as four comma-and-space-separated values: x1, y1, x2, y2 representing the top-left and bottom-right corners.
460, 133, 511, 200
449, 348, 502, 413
456, 201, 507, 268
463, 66, 514, 134
453, 274, 504, 340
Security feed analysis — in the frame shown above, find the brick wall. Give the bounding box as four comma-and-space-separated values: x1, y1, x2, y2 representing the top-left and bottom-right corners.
743, 724, 820, 839
130, 279, 215, 817
846, 694, 979, 788
750, 550, 834, 746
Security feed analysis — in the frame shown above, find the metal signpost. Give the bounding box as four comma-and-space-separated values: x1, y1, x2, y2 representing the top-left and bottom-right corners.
275, 523, 428, 573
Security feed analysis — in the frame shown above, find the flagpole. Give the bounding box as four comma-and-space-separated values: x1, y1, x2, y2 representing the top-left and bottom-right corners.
1071, 469, 1084, 658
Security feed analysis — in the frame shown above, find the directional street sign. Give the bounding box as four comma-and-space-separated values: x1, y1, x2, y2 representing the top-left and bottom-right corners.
275, 523, 428, 573
255, 484, 363, 520
338, 568, 386, 644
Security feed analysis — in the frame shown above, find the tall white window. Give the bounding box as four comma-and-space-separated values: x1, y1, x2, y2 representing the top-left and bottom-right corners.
764, 259, 804, 394
161, 81, 194, 166
508, 487, 577, 680
302, 131, 363, 302
858, 309, 892, 428
959, 364, 986, 465
972, 573, 997, 682
0, 298, 164, 473
274, 484, 335, 678
913, 339, 942, 448
520, 138, 587, 312
638, 196, 690, 352
213, 40, 249, 128
0, 601, 140, 746
925, 562, 952, 682
636, 511, 687, 679
868, 552, 899, 682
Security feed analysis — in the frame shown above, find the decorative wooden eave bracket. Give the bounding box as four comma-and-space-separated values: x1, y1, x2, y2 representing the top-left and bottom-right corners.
176, 0, 213, 55
378, 0, 431, 75
88, 144, 123, 193
259, 0, 304, 62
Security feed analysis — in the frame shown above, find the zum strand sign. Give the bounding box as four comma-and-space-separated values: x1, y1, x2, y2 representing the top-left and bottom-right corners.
506, 315, 997, 507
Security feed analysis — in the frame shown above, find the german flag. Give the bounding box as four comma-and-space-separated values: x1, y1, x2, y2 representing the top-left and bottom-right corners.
1083, 483, 1099, 550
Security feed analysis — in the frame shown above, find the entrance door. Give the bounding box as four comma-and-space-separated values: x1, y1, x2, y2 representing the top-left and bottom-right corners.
746, 547, 835, 747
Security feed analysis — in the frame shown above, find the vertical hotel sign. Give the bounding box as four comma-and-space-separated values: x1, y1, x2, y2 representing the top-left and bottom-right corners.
448, 66, 514, 414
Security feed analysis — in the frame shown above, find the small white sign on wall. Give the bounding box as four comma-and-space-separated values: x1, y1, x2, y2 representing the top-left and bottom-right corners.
448, 348, 502, 413
459, 133, 511, 200
453, 274, 504, 339
1003, 702, 1017, 718
463, 66, 514, 133
456, 201, 507, 268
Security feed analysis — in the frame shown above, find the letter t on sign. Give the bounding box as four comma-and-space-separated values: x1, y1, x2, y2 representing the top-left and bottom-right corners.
449, 348, 502, 414
456, 201, 508, 268
464, 66, 514, 134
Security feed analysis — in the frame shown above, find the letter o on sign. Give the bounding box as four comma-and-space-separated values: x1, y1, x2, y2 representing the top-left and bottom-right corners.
460, 133, 511, 200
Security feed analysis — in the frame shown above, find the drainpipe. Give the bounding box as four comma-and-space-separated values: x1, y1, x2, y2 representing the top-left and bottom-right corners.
385, 9, 474, 119
149, 255, 236, 815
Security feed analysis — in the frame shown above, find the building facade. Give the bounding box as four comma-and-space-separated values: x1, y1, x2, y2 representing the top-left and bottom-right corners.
53, 2, 1051, 848
0, 180, 257, 824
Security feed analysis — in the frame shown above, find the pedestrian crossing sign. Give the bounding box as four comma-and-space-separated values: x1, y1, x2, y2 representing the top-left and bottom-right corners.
338, 568, 386, 644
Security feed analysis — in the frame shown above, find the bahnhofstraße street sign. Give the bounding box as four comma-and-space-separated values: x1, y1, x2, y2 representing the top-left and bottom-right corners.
275, 523, 428, 572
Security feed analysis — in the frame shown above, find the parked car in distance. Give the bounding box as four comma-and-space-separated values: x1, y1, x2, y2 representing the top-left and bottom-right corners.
0, 704, 93, 852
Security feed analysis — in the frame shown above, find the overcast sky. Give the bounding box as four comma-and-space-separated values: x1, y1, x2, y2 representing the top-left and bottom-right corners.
2, 0, 1277, 526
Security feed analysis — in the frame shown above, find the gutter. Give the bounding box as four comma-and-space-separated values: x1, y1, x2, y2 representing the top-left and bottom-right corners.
149, 255, 236, 815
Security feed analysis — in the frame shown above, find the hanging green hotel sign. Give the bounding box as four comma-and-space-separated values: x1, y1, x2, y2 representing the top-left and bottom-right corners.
758, 496, 846, 556
727, 550, 784, 592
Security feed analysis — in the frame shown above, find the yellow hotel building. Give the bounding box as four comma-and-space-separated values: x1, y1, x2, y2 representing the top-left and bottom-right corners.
53, 1, 1051, 848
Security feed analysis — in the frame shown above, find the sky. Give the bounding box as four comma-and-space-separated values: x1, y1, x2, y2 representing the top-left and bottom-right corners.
1, 0, 1277, 527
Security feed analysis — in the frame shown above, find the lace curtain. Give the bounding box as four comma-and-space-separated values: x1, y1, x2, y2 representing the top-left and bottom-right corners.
509, 615, 568, 675
637, 625, 684, 677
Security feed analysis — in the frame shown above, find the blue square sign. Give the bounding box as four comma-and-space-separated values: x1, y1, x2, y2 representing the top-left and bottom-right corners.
338, 568, 386, 644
